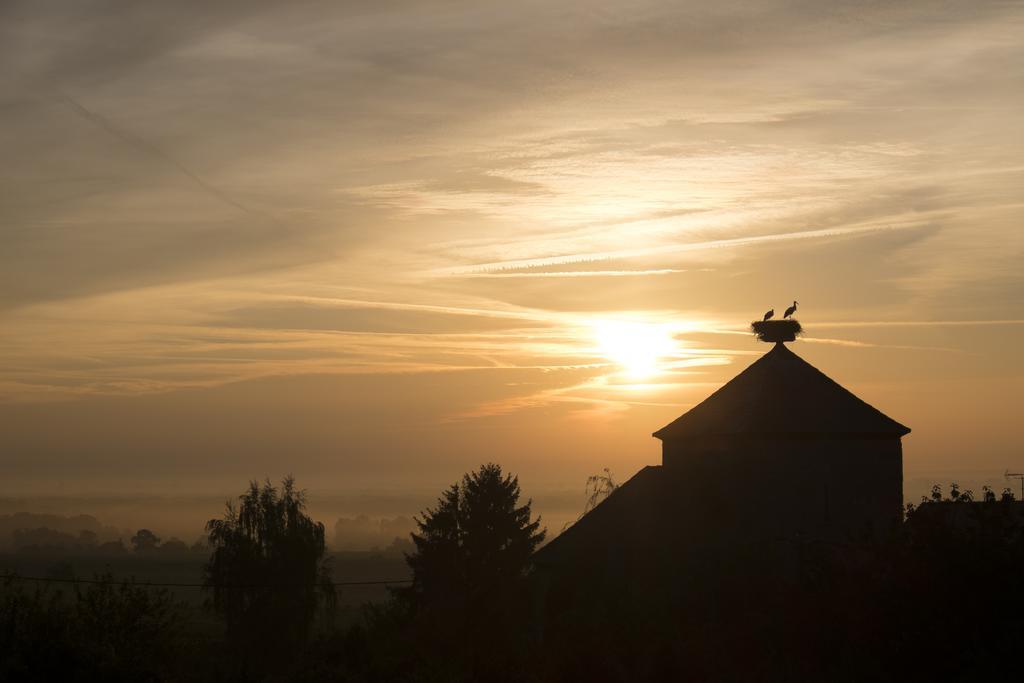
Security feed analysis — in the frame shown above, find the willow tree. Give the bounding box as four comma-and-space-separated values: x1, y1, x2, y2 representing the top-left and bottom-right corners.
204, 477, 331, 663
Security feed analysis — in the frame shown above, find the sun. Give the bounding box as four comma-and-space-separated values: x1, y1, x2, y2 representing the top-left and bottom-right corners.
592, 320, 677, 379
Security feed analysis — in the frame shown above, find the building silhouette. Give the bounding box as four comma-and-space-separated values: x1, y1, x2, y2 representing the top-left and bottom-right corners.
536, 327, 911, 570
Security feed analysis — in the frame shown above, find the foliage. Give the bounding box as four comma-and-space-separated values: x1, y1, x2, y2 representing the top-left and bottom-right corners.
0, 573, 183, 682
402, 463, 545, 680
562, 468, 618, 532
906, 482, 1016, 516
130, 528, 162, 552
406, 463, 545, 603
204, 476, 333, 668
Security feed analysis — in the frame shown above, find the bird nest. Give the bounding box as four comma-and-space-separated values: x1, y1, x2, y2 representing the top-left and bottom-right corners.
751, 319, 802, 343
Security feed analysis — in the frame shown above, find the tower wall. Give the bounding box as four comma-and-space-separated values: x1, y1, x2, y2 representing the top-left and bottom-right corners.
661, 436, 903, 539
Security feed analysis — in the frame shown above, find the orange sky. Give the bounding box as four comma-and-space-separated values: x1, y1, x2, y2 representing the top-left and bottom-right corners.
1, 1, 1022, 517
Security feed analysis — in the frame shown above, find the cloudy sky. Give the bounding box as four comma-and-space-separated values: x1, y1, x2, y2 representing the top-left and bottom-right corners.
1, 1, 1022, 511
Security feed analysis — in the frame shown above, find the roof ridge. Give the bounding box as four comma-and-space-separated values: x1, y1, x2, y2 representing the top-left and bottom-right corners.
653, 344, 910, 440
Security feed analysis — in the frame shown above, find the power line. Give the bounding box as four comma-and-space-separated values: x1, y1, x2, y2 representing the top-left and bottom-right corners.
1, 574, 411, 588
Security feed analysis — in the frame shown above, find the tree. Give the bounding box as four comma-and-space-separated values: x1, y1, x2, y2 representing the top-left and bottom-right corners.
403, 463, 545, 679
0, 573, 182, 681
562, 468, 618, 532
203, 476, 332, 667
130, 529, 161, 553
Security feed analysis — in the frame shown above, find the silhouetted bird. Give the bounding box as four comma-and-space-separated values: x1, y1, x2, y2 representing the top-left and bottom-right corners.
763, 309, 774, 321
784, 300, 798, 319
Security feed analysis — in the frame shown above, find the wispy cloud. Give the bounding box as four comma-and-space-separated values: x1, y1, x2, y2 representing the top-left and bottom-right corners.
813, 320, 1024, 328
1, 0, 1022, 437
432, 224, 913, 276
447, 269, 690, 279
801, 337, 968, 353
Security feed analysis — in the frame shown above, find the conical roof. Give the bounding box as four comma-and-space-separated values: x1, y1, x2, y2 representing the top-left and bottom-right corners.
653, 343, 910, 440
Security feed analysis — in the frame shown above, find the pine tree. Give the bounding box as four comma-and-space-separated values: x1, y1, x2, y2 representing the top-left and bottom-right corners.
404, 463, 545, 679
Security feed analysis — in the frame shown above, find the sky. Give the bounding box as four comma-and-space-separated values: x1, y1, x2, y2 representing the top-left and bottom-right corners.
1, 1, 1022, 530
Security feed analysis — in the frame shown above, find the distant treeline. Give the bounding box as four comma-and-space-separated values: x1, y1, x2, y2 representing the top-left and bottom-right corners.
334, 515, 416, 552
0, 509, 214, 558
1, 511, 419, 555
0, 512, 123, 550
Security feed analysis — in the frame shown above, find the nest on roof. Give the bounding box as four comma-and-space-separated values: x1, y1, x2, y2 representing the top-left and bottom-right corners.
751, 319, 802, 343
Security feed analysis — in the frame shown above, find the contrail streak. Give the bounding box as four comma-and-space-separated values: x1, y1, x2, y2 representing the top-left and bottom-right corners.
60, 94, 274, 223
269, 294, 558, 323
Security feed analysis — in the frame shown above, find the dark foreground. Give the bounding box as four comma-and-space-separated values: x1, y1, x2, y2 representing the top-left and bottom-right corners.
3, 482, 1023, 682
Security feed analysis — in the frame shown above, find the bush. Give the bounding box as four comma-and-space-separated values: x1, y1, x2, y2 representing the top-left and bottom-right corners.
0, 573, 183, 681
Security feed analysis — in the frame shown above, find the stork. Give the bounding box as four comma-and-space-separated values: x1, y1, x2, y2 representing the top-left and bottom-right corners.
784, 300, 798, 319
763, 308, 774, 321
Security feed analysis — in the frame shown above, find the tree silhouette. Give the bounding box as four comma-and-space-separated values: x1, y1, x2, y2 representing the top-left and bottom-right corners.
0, 573, 182, 681
562, 468, 618, 532
403, 463, 545, 679
203, 476, 332, 668
129, 528, 161, 553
